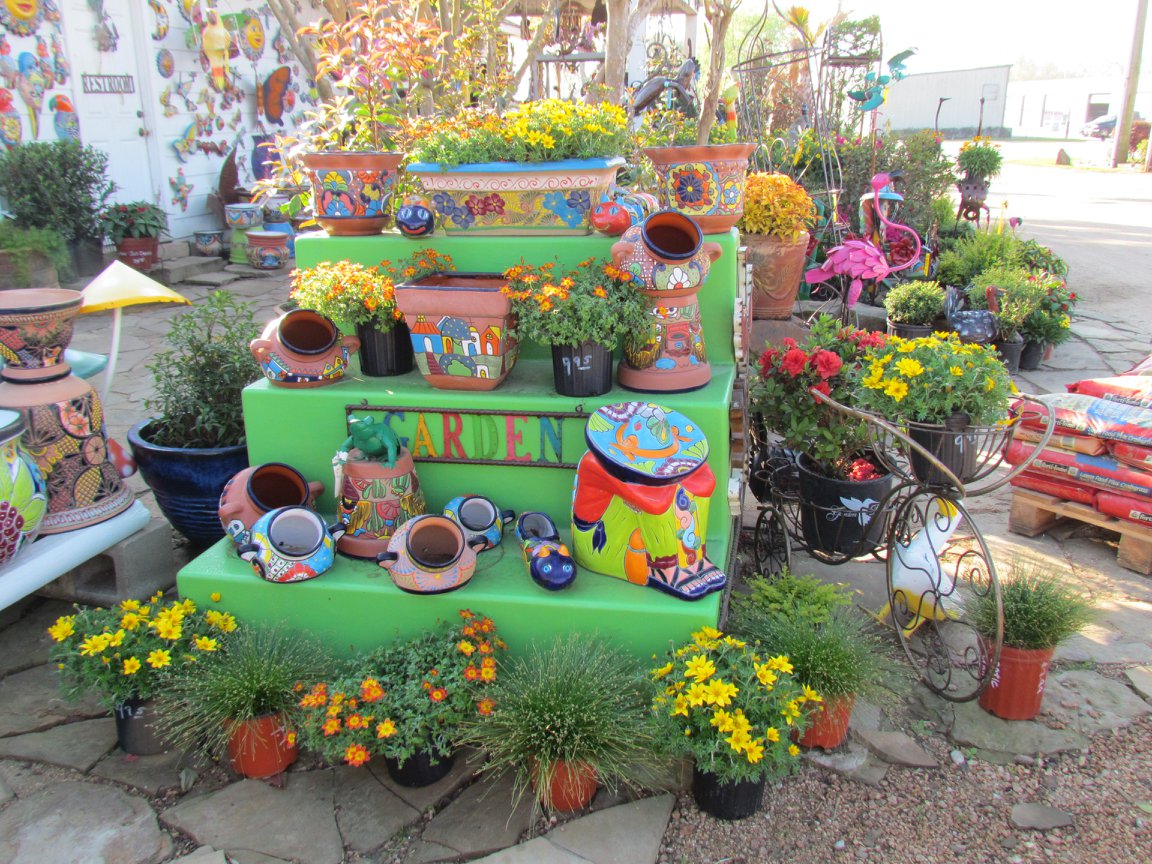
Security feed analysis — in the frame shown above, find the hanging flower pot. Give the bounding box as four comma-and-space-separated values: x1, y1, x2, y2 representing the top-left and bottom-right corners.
384, 750, 455, 787
797, 694, 855, 750
691, 766, 766, 821
355, 320, 414, 377
796, 453, 892, 556
227, 712, 298, 778
978, 644, 1054, 721
551, 341, 613, 397
907, 413, 981, 488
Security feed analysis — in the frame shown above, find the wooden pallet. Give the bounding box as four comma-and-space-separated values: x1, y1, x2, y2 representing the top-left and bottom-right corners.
1009, 489, 1152, 575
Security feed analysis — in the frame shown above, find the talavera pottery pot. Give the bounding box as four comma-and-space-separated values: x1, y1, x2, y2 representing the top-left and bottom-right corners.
516, 511, 576, 591
443, 494, 514, 553
376, 514, 486, 594
0, 409, 47, 566
301, 151, 402, 236
236, 505, 345, 583
571, 401, 725, 601
611, 212, 721, 392
224, 203, 262, 230
250, 309, 360, 387
335, 444, 426, 559
262, 221, 296, 257
115, 236, 160, 272
218, 462, 324, 544
0, 289, 83, 381
192, 229, 225, 257
642, 143, 756, 233
244, 231, 290, 270
395, 272, 518, 391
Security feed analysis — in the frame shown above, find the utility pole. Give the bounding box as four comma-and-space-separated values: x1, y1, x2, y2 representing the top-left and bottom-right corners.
1113, 0, 1149, 166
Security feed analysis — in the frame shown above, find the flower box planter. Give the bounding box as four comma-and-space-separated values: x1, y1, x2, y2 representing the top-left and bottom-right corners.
407, 158, 624, 235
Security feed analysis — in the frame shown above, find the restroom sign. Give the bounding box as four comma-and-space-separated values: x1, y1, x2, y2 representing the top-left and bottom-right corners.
82, 74, 136, 94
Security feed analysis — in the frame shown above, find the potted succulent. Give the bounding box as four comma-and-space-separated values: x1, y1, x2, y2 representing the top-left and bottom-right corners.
403, 99, 630, 235
48, 594, 238, 755
971, 565, 1094, 721
967, 265, 1047, 373
100, 201, 168, 271
501, 257, 649, 397
127, 291, 263, 546
462, 633, 655, 813
296, 610, 505, 786
155, 624, 325, 778
1019, 276, 1077, 369
854, 332, 1013, 486
883, 280, 946, 338
955, 136, 1003, 212
0, 221, 72, 287
749, 315, 893, 556
651, 626, 810, 820
737, 173, 817, 319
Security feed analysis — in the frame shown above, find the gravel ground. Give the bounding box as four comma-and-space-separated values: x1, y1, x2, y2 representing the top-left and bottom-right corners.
658, 714, 1152, 864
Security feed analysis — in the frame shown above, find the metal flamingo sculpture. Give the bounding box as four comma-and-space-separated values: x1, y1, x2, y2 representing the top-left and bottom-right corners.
804, 171, 923, 308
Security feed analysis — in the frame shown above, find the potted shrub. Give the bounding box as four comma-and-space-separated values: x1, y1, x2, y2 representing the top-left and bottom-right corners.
955, 136, 1003, 213
883, 280, 946, 338
967, 265, 1047, 373
297, 610, 505, 786
0, 221, 72, 287
651, 626, 810, 820
737, 172, 816, 319
1019, 276, 1077, 369
853, 331, 1012, 486
462, 633, 655, 813
47, 593, 238, 755
934, 231, 1020, 288
155, 624, 325, 778
749, 315, 893, 556
403, 100, 630, 235
501, 257, 649, 397
100, 201, 168, 271
127, 291, 262, 546
971, 565, 1094, 721
0, 141, 116, 276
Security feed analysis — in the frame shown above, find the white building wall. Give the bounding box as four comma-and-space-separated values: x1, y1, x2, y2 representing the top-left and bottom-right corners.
1005, 75, 1152, 138
880, 65, 1011, 133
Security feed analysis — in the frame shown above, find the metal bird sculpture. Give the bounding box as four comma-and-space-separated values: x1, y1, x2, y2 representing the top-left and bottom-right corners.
0, 88, 22, 150
804, 172, 922, 308
888, 49, 916, 81
16, 52, 45, 140
48, 94, 78, 141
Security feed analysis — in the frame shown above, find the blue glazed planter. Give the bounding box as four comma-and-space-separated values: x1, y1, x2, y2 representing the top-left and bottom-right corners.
128, 420, 249, 546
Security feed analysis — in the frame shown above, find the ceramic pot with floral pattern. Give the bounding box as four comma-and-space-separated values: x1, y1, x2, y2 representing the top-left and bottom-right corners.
250, 309, 360, 388
0, 289, 83, 382
643, 143, 756, 233
301, 151, 402, 237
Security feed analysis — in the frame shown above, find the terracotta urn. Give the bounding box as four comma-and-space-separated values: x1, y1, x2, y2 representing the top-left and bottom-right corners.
335, 445, 426, 559
642, 143, 756, 233
250, 309, 360, 388
301, 151, 402, 236
218, 462, 324, 545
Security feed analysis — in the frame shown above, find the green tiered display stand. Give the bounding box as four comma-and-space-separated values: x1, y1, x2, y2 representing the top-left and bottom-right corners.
177, 230, 743, 659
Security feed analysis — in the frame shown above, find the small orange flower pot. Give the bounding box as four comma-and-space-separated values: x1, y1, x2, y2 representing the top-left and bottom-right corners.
540, 760, 598, 813
978, 644, 1055, 721
798, 694, 855, 749
227, 713, 298, 778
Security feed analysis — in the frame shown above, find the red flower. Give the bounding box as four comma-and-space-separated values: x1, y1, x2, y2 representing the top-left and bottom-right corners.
810, 381, 831, 399
780, 348, 808, 378
847, 458, 882, 481
811, 350, 843, 380
782, 337, 797, 350
758, 347, 779, 377
429, 687, 448, 702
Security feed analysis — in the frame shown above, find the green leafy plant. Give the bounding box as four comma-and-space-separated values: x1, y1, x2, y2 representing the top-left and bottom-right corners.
461, 633, 656, 809
297, 610, 505, 769
142, 291, 262, 449
0, 141, 115, 242
48, 592, 239, 709
1015, 240, 1068, 277
634, 107, 737, 148
934, 231, 1020, 287
883, 280, 945, 326
501, 257, 649, 348
0, 221, 73, 284
738, 172, 816, 241
155, 625, 327, 760
730, 569, 852, 625
968, 265, 1047, 340
971, 565, 1094, 650
651, 626, 811, 784
1020, 277, 1078, 346
956, 136, 1004, 179
99, 201, 168, 244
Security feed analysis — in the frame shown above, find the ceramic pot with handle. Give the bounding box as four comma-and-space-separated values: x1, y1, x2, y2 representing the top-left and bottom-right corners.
376, 514, 487, 594
236, 505, 345, 583
218, 462, 324, 544
443, 494, 514, 552
250, 309, 360, 388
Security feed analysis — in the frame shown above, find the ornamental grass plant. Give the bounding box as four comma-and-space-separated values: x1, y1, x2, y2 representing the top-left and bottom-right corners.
461, 633, 656, 810
883, 280, 945, 326
738, 173, 816, 241
971, 564, 1094, 650
48, 594, 238, 709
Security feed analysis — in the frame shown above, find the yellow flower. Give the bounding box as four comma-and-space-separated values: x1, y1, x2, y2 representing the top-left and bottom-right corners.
210, 592, 222, 602
146, 649, 171, 669
895, 357, 924, 377
180, 599, 196, 615
194, 635, 219, 652
802, 684, 823, 703
883, 378, 909, 402
788, 744, 801, 757
765, 726, 780, 743
725, 729, 752, 753
694, 626, 723, 641
107, 629, 125, 648
685, 682, 712, 707
722, 636, 746, 648
767, 655, 794, 674
80, 634, 110, 656
457, 640, 475, 656
154, 620, 181, 641
652, 661, 674, 680
710, 709, 736, 732
48, 617, 75, 642
730, 710, 752, 735
985, 376, 997, 392
950, 365, 963, 376
671, 694, 690, 717
704, 678, 738, 707
120, 599, 141, 611
122, 656, 141, 675
754, 663, 778, 688
744, 738, 765, 764
376, 719, 397, 738
684, 655, 716, 683
120, 612, 142, 631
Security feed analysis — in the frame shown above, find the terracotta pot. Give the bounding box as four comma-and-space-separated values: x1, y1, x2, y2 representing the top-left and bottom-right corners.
192, 230, 224, 257
218, 462, 324, 544
407, 157, 623, 235
691, 766, 765, 821
978, 644, 1054, 721
250, 309, 360, 388
243, 231, 289, 270
746, 231, 810, 319
539, 760, 598, 812
227, 713, 298, 778
798, 694, 855, 749
643, 143, 756, 233
0, 410, 46, 566
336, 444, 426, 559
116, 236, 159, 271
0, 288, 82, 382
376, 514, 486, 594
395, 272, 519, 391
301, 151, 402, 236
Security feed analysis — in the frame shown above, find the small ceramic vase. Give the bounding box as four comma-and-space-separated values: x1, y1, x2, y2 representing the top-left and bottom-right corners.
250, 309, 361, 388
244, 231, 290, 270
192, 229, 225, 257
443, 495, 514, 552
224, 203, 262, 230
0, 409, 47, 567
376, 514, 486, 594
236, 505, 345, 583
218, 462, 324, 544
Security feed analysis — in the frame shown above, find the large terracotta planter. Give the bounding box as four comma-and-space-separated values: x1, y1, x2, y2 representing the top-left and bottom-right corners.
407, 157, 624, 235
797, 693, 855, 749
395, 272, 518, 390
745, 231, 810, 319
643, 143, 756, 233
978, 644, 1054, 721
116, 236, 160, 272
227, 713, 298, 778
301, 151, 402, 237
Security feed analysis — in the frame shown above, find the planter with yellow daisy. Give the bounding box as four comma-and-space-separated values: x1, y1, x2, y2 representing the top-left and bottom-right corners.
651, 626, 811, 820
48, 593, 237, 755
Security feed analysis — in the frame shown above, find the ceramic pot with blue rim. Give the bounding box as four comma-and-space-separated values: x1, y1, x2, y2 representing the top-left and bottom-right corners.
376, 514, 486, 594
224, 203, 262, 230
443, 495, 514, 552
236, 506, 345, 583
250, 309, 360, 388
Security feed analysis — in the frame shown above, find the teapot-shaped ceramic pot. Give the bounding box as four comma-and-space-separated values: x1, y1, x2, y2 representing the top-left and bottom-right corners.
250, 309, 361, 387
236, 505, 345, 583
377, 514, 487, 594
611, 211, 722, 393
443, 495, 514, 552
218, 462, 325, 544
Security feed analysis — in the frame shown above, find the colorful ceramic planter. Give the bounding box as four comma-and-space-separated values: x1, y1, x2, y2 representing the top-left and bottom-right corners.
376, 514, 486, 594
301, 151, 402, 236
236, 505, 344, 583
218, 462, 324, 545
250, 309, 360, 388
643, 143, 756, 233
224, 203, 262, 230
244, 230, 290, 270
395, 272, 518, 391
407, 157, 624, 235
192, 229, 225, 257
335, 444, 426, 559
0, 409, 46, 567
0, 289, 83, 381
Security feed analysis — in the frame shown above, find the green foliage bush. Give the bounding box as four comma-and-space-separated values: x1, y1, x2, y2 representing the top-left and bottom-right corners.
884, 280, 945, 325
0, 221, 73, 283
0, 141, 115, 242
935, 232, 1021, 287
731, 569, 853, 626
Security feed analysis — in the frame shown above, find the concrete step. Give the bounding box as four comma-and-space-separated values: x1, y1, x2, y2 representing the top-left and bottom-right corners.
181, 270, 243, 287
155, 255, 227, 285
160, 240, 191, 261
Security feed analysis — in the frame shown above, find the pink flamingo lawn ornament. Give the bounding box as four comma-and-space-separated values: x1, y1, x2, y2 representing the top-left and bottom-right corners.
804, 171, 922, 308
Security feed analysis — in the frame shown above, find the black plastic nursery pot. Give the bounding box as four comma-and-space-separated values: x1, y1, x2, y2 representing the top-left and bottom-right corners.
356, 320, 414, 377
551, 341, 614, 397
692, 766, 766, 821
796, 453, 893, 556
385, 750, 456, 787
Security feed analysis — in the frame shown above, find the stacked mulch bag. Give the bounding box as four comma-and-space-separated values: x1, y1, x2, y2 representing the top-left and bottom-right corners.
1004, 353, 1152, 526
